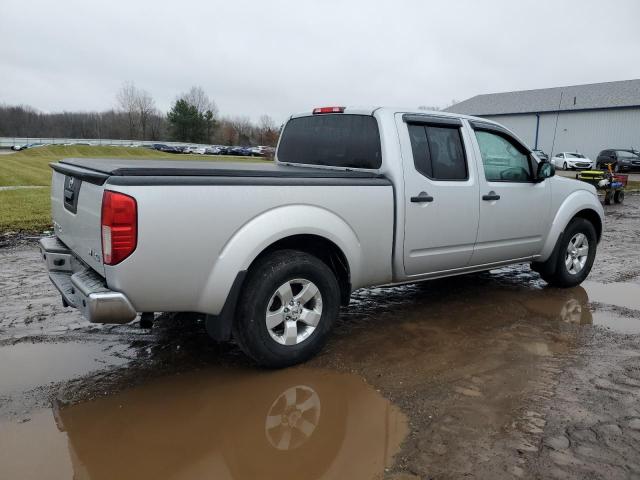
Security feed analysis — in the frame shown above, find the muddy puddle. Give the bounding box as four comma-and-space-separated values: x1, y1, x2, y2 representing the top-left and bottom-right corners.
0, 341, 133, 393
0, 368, 407, 480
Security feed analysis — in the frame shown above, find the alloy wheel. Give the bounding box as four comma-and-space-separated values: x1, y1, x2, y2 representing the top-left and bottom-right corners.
265, 278, 323, 345
565, 233, 589, 275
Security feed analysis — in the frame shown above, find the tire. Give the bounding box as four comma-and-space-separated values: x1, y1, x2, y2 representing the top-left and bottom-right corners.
614, 163, 620, 173
614, 190, 625, 204
563, 161, 568, 171
535, 217, 597, 288
233, 249, 340, 368
604, 190, 613, 205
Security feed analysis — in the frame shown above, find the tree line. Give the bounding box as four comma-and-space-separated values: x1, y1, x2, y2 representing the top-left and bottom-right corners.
0, 82, 280, 146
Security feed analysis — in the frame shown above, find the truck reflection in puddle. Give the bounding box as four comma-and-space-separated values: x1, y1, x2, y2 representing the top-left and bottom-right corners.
53, 368, 407, 480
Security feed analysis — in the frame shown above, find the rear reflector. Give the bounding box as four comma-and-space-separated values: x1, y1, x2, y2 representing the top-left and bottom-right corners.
312, 106, 345, 114
101, 191, 137, 265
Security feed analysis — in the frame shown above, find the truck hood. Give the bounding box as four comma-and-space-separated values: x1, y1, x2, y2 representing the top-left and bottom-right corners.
551, 174, 597, 195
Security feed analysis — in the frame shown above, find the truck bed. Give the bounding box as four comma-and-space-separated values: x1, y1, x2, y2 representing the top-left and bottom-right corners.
53, 158, 389, 185
48, 157, 395, 316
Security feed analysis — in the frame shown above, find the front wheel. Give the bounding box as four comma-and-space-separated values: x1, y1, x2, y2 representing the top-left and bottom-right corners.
233, 250, 340, 368
534, 218, 597, 288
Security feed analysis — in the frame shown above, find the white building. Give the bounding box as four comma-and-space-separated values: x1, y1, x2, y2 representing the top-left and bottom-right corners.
446, 79, 640, 160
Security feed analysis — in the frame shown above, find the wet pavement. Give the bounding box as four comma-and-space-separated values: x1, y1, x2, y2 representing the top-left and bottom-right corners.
1, 196, 639, 479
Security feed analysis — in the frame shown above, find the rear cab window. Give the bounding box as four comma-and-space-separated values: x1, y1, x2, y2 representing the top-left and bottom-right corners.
277, 114, 382, 169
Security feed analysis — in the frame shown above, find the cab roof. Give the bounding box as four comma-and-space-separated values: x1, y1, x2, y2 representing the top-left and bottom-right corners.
289, 106, 502, 126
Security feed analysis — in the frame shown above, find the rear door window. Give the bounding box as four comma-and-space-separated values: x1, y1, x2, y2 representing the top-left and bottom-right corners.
407, 124, 468, 180
278, 114, 382, 169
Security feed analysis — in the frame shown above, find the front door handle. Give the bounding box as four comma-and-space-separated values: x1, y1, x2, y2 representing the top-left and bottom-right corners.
482, 192, 501, 201
411, 194, 434, 203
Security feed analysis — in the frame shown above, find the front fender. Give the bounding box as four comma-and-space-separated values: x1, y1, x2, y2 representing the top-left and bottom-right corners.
539, 190, 604, 261
197, 205, 362, 315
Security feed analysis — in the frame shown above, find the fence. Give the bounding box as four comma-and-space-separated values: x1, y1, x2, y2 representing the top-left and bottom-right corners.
0, 137, 210, 148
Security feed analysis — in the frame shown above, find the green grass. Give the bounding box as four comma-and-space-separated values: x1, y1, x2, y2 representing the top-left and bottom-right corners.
0, 145, 260, 187
0, 145, 262, 233
0, 187, 52, 233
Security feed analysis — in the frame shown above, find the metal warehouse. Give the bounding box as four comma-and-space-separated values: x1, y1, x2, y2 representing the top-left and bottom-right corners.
445, 79, 640, 161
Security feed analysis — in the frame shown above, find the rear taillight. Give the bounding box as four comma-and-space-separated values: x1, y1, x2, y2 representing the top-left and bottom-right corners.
312, 106, 345, 114
101, 190, 137, 265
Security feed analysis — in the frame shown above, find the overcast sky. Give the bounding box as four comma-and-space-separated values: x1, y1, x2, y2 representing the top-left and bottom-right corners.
2, 0, 639, 122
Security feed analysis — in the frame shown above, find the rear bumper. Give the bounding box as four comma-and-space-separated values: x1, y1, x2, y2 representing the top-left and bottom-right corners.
39, 237, 137, 324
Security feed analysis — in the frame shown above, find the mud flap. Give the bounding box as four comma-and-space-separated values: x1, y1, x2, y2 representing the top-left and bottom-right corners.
531, 230, 564, 277
205, 271, 247, 342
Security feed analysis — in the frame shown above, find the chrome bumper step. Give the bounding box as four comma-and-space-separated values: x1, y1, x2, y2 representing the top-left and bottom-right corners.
40, 237, 137, 324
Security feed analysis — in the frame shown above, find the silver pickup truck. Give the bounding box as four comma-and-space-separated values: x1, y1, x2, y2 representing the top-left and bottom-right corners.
41, 106, 604, 367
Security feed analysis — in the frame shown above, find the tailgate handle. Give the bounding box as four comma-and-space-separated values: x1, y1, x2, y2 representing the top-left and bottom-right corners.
64, 190, 74, 201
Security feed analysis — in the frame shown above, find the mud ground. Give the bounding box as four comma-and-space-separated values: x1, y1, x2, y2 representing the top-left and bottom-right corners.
1, 196, 639, 479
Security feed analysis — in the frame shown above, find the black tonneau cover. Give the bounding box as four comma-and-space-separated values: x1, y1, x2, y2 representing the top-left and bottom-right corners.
51, 158, 390, 186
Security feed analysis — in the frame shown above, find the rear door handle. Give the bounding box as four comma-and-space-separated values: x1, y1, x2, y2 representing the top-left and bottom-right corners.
411, 194, 434, 203
482, 192, 500, 201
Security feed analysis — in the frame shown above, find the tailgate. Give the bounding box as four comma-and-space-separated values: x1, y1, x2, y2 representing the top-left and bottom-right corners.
51, 167, 106, 275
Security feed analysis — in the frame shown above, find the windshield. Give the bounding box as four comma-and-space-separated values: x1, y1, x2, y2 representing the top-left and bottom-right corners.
278, 114, 382, 169
565, 153, 585, 158
617, 150, 639, 159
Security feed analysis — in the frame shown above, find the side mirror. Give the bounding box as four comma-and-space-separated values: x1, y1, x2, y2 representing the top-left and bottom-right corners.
536, 161, 555, 182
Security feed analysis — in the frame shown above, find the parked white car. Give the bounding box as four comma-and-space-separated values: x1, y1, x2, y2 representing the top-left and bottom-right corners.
41, 106, 604, 367
552, 152, 593, 170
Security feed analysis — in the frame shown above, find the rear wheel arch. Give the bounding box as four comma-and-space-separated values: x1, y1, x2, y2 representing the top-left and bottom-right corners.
205, 234, 351, 343
249, 234, 351, 306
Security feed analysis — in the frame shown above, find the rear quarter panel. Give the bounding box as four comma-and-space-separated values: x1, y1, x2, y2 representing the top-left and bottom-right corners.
103, 183, 394, 314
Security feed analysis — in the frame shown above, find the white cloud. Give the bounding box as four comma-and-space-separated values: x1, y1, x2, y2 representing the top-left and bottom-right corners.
1, 0, 639, 122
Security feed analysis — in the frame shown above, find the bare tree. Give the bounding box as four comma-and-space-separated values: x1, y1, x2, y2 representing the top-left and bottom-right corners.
228, 116, 253, 145
148, 109, 165, 141
181, 86, 219, 117
136, 89, 155, 140
258, 114, 279, 146
116, 81, 139, 140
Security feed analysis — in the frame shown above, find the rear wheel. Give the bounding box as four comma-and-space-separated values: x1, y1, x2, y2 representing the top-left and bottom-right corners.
233, 250, 340, 368
533, 217, 597, 288
614, 190, 625, 204
563, 161, 568, 170
604, 190, 614, 205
